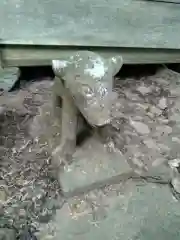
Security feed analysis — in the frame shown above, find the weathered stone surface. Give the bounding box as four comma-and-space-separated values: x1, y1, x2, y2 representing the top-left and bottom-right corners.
0, 67, 19, 92
59, 137, 132, 196
0, 229, 16, 240
44, 182, 180, 240
141, 163, 173, 183
0, 180, 7, 209
0, 189, 7, 203
168, 159, 180, 193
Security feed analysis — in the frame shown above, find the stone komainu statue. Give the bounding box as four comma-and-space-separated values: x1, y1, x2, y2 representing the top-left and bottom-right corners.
52, 51, 123, 126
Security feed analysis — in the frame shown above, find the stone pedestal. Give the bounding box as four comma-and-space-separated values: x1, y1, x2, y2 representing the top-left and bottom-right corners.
37, 182, 180, 240
60, 137, 132, 196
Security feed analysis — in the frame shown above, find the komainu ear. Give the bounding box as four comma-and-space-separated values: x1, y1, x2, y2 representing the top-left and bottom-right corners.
108, 55, 123, 76
52, 59, 70, 78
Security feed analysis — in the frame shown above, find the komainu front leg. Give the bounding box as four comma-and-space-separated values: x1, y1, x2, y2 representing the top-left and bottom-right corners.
52, 77, 78, 168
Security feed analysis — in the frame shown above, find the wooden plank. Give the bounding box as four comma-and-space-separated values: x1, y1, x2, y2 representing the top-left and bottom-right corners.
1, 46, 180, 66
1, 0, 180, 49
144, 0, 180, 3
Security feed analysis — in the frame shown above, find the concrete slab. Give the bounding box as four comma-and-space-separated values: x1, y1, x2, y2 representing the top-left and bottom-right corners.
37, 181, 180, 240
59, 137, 132, 196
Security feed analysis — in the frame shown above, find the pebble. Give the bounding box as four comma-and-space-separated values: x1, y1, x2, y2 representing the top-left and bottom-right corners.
150, 106, 162, 116
143, 139, 159, 149
155, 125, 172, 136
137, 85, 151, 95
172, 137, 180, 144
168, 159, 180, 171
130, 120, 150, 135
158, 97, 167, 110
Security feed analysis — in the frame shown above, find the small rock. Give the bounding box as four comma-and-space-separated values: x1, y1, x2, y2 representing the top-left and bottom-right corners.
130, 120, 150, 135
172, 137, 180, 144
168, 159, 180, 169
150, 106, 162, 116
155, 125, 172, 136
158, 143, 170, 152
137, 85, 151, 95
143, 139, 159, 150
158, 97, 167, 110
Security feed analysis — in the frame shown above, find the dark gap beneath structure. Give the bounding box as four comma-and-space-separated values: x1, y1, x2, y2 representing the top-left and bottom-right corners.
10, 66, 55, 91
9, 63, 180, 92
76, 126, 92, 146
115, 64, 162, 79
19, 66, 55, 80
116, 63, 180, 79
142, 0, 180, 4
166, 63, 180, 73
7, 63, 180, 146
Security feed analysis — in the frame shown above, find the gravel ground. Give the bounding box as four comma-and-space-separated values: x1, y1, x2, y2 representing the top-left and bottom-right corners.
0, 65, 180, 239
112, 67, 180, 175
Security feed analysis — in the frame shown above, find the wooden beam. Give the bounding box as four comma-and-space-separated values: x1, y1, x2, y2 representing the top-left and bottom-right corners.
1, 45, 180, 67
1, 0, 180, 49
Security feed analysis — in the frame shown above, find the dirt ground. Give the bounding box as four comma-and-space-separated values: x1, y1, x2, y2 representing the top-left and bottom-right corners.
0, 78, 62, 238
0, 65, 180, 239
